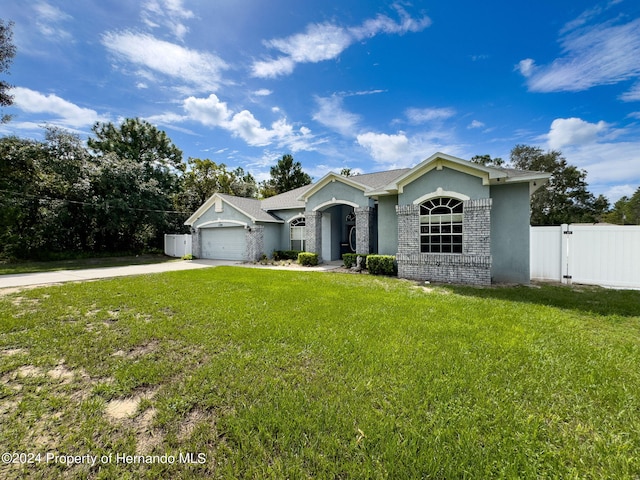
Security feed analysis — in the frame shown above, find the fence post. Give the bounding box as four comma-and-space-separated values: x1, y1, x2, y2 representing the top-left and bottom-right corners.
561, 223, 571, 285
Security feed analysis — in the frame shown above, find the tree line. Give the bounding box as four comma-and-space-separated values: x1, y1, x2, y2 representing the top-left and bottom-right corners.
0, 120, 311, 260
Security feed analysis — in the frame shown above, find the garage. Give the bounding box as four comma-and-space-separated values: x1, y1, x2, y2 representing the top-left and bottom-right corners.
200, 227, 247, 261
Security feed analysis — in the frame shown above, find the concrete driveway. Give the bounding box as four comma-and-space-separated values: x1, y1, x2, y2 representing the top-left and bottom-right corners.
0, 259, 238, 290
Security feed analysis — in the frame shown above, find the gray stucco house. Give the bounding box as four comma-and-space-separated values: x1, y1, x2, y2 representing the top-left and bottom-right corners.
185, 152, 550, 285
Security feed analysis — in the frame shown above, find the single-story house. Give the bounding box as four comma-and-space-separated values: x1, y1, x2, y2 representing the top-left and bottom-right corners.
185, 152, 550, 285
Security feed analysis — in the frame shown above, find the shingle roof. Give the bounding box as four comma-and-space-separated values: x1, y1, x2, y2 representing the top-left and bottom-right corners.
259, 184, 312, 211
218, 194, 283, 222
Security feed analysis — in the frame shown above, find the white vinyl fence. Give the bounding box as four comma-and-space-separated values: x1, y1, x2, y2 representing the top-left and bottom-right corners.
164, 234, 192, 258
530, 224, 640, 289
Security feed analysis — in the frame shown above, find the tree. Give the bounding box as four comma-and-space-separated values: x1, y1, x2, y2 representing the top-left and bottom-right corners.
603, 188, 640, 225
176, 158, 258, 213
0, 19, 16, 123
470, 154, 504, 167
510, 145, 608, 225
260, 154, 312, 198
88, 118, 186, 250
340, 168, 353, 177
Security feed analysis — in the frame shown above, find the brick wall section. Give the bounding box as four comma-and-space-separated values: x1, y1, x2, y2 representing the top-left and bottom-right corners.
246, 225, 264, 261
355, 207, 374, 254
396, 198, 492, 285
305, 211, 323, 262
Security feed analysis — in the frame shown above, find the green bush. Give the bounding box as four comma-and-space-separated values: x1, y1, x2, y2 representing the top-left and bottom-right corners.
181, 253, 194, 260
273, 250, 301, 261
298, 252, 319, 266
342, 253, 368, 269
366, 255, 397, 276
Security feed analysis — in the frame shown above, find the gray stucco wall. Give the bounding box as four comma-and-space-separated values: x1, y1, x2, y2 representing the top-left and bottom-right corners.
192, 200, 252, 228
305, 180, 373, 211
262, 223, 282, 258
490, 183, 531, 283
269, 208, 305, 251
377, 195, 398, 255
398, 167, 489, 205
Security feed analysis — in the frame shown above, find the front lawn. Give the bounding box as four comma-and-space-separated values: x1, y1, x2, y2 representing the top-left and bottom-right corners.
1, 268, 639, 478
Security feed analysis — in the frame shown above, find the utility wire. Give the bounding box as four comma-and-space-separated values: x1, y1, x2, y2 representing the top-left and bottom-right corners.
0, 188, 189, 215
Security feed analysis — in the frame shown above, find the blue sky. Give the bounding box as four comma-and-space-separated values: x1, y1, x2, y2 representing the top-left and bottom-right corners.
2, 0, 640, 202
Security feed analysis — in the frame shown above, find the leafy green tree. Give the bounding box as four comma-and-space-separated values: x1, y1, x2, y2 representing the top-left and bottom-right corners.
0, 19, 16, 123
260, 154, 312, 198
510, 145, 608, 225
176, 158, 257, 213
88, 118, 185, 250
603, 188, 640, 224
340, 168, 353, 177
0, 136, 41, 258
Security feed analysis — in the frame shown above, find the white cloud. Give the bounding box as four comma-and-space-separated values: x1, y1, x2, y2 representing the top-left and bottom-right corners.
468, 120, 485, 129
405, 107, 456, 124
101, 31, 228, 92
12, 87, 107, 128
177, 94, 316, 150
620, 82, 640, 102
34, 1, 72, 41
142, 0, 194, 40
518, 17, 640, 92
312, 95, 360, 136
516, 58, 536, 77
547, 117, 609, 149
253, 89, 272, 97
251, 6, 430, 78
357, 132, 411, 165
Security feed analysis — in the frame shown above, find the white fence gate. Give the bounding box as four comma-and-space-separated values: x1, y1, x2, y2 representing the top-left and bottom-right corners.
530, 224, 640, 289
164, 234, 192, 258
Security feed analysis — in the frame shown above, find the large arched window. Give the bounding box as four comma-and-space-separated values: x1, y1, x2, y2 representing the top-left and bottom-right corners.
420, 197, 463, 253
290, 217, 305, 251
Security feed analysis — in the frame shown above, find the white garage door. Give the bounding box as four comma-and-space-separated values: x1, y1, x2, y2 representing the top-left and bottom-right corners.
200, 227, 247, 260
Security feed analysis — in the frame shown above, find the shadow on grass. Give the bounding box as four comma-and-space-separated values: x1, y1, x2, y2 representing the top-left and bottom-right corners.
445, 282, 640, 318
0, 254, 177, 276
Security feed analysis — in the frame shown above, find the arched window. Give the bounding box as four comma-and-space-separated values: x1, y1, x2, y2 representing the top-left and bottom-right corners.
420, 197, 463, 253
290, 217, 306, 251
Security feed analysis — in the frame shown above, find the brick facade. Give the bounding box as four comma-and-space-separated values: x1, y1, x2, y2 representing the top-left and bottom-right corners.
246, 225, 264, 261
396, 198, 492, 285
355, 207, 374, 254
305, 211, 323, 262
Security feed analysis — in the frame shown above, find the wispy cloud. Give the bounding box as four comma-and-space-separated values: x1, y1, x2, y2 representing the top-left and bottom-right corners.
141, 0, 194, 40
468, 120, 485, 129
33, 1, 72, 41
312, 95, 361, 136
101, 31, 228, 93
517, 13, 640, 94
11, 87, 108, 128
405, 107, 456, 124
251, 5, 430, 78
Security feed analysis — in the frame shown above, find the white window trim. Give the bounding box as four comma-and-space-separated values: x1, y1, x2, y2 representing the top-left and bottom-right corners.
413, 188, 469, 205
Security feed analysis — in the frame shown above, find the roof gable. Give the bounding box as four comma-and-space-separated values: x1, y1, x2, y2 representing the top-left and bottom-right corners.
184, 193, 283, 226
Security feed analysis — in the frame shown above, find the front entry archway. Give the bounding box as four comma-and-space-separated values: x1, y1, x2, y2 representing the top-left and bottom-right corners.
320, 204, 355, 261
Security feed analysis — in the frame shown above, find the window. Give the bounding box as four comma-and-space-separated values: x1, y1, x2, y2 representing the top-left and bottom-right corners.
420, 197, 463, 253
290, 217, 305, 251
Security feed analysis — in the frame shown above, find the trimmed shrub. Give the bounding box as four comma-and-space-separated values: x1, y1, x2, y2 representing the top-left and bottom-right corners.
298, 252, 319, 266
273, 250, 301, 261
342, 253, 368, 269
366, 255, 397, 276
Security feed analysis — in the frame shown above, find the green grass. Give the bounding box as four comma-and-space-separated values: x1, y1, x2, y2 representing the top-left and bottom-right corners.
1, 268, 639, 479
0, 254, 178, 276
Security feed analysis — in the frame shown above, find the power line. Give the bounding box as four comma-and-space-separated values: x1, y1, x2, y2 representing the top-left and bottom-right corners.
0, 188, 189, 215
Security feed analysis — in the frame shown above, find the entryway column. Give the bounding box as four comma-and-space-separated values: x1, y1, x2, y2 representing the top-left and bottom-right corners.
305, 211, 323, 261
355, 207, 374, 254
